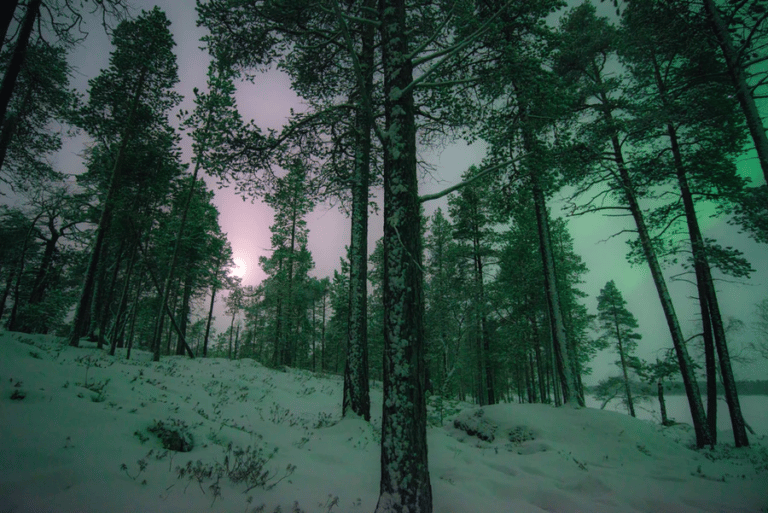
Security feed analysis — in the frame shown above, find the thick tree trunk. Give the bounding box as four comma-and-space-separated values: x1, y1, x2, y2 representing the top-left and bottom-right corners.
342, 0, 374, 422
376, 0, 432, 510
0, 0, 39, 132
531, 173, 580, 407
703, 0, 768, 185
69, 69, 147, 348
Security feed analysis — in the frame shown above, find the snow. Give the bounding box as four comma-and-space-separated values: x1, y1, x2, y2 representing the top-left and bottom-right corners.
1, 331, 766, 513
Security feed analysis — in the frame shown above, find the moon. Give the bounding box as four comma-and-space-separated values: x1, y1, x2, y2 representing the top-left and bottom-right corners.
231, 257, 248, 279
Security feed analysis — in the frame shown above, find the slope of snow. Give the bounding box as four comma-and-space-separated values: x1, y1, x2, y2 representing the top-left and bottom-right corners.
1, 331, 766, 513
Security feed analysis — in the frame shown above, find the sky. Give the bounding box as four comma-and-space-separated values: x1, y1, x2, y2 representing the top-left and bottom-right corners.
43, 0, 768, 382
1, 332, 766, 512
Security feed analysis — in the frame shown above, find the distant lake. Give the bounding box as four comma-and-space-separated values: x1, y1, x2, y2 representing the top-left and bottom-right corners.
585, 394, 768, 439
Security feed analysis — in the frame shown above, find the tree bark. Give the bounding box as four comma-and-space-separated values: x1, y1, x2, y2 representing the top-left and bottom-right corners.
0, 0, 19, 53
7, 211, 42, 331
669, 129, 749, 447
649, 49, 748, 445
203, 257, 220, 357
342, 0, 374, 422
615, 320, 636, 418
531, 172, 580, 406
592, 72, 712, 446
0, 0, 40, 132
110, 242, 138, 355
658, 381, 670, 426
376, 0, 432, 510
703, 0, 768, 185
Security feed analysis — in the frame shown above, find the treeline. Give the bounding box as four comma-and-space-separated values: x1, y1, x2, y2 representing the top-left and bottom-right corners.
0, 8, 239, 363
2, 1, 767, 511
643, 380, 768, 397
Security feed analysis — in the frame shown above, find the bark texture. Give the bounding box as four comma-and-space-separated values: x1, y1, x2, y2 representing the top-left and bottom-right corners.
375, 0, 432, 510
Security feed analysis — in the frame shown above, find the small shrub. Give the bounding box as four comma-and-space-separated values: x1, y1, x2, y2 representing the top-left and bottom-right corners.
120, 457, 149, 481
175, 442, 295, 503
148, 418, 194, 452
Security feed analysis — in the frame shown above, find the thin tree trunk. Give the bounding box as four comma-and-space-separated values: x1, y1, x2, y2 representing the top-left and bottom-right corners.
110, 242, 138, 355
98, 239, 125, 349
0, 0, 19, 52
0, 269, 14, 319
69, 68, 147, 347
668, 127, 749, 447
0, 0, 39, 135
531, 172, 579, 406
703, 0, 768, 185
659, 381, 670, 426
593, 73, 712, 446
7, 212, 42, 331
203, 258, 220, 357
228, 307, 236, 359
615, 322, 636, 418
376, 0, 432, 510
176, 269, 193, 356
321, 288, 327, 373
342, 0, 373, 420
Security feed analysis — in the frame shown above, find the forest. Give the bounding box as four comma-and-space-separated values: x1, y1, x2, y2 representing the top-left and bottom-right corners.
1, 0, 767, 512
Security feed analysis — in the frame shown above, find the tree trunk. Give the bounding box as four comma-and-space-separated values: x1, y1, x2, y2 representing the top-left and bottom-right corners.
668, 127, 749, 447
228, 306, 236, 359
110, 243, 138, 355
376, 0, 432, 510
615, 324, 636, 418
69, 68, 147, 348
703, 0, 768, 185
658, 381, 670, 426
153, 160, 206, 361
531, 172, 580, 406
27, 220, 59, 307
176, 269, 193, 356
7, 212, 42, 331
342, 0, 374, 422
0, 0, 19, 53
611, 140, 711, 446
593, 73, 712, 446
203, 259, 220, 357
0, 0, 40, 134
321, 288, 327, 373
0, 269, 14, 320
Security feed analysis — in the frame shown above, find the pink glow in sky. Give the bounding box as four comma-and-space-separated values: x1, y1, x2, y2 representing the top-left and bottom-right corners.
45, 0, 768, 381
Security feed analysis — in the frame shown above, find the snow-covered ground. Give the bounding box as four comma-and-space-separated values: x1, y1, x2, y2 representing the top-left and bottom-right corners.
1, 331, 766, 513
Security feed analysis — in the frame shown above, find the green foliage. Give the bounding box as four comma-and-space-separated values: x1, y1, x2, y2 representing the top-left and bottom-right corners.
596, 280, 641, 357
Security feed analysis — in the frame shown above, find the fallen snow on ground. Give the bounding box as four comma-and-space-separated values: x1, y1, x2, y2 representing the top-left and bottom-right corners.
1, 331, 766, 513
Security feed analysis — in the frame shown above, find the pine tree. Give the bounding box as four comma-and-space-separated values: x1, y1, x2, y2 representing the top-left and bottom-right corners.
554, 3, 713, 448
596, 280, 642, 418
69, 7, 181, 348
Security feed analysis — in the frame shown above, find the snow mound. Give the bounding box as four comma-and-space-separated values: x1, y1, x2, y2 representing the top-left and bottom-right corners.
1, 332, 766, 513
